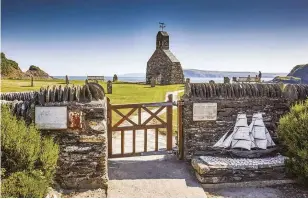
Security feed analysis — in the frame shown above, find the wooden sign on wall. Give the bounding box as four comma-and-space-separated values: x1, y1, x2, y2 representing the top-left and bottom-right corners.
193, 103, 217, 121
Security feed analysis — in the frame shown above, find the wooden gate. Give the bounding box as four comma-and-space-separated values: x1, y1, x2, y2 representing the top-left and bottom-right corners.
107, 94, 174, 158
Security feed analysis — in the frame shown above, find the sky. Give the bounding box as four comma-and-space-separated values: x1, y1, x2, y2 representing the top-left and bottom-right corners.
1, 0, 308, 76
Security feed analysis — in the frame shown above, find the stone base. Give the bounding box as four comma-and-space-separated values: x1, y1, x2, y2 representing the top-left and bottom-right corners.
201, 179, 295, 189
192, 155, 290, 185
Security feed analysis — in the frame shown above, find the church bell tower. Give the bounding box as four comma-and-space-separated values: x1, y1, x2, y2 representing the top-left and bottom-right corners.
156, 22, 169, 50
156, 31, 169, 50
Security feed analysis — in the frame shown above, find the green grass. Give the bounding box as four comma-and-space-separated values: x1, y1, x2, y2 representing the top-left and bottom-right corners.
1, 79, 184, 103
275, 76, 301, 81
1, 79, 184, 128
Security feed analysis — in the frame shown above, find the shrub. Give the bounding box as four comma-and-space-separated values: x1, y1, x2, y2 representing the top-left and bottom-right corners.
278, 100, 308, 184
1, 170, 48, 198
38, 137, 59, 182
1, 106, 41, 174
1, 105, 59, 197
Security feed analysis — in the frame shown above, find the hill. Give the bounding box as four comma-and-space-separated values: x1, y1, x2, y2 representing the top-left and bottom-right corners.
25, 65, 52, 79
1, 52, 25, 79
288, 64, 308, 84
1, 52, 52, 79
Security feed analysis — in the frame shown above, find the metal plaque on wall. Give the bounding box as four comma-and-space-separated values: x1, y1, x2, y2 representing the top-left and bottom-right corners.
35, 106, 67, 129
193, 103, 217, 121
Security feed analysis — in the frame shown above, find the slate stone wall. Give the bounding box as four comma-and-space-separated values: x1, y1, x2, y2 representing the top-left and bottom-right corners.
182, 83, 308, 160
1, 83, 108, 196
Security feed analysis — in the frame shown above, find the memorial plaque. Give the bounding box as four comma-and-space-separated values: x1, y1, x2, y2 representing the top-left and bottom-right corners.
35, 106, 67, 129
193, 103, 217, 121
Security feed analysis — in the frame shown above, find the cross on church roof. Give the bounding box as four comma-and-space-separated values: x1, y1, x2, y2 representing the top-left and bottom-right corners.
159, 22, 166, 31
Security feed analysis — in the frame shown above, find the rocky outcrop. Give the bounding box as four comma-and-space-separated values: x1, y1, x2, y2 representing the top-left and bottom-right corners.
270, 64, 308, 84
25, 65, 52, 79
288, 64, 308, 84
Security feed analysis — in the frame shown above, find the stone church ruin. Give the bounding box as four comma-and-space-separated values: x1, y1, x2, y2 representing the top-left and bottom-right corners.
146, 24, 184, 85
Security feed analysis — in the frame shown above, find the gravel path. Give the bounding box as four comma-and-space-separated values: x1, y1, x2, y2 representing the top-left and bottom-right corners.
108, 153, 206, 198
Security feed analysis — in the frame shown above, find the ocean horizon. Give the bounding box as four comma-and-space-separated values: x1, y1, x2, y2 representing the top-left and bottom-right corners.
53, 76, 274, 83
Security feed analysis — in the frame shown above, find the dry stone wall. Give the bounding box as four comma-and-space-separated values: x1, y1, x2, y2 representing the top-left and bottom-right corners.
1, 83, 108, 196
182, 83, 308, 160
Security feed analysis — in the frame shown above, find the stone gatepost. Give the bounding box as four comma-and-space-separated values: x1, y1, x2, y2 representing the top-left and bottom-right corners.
186, 78, 190, 84
65, 75, 69, 85
224, 77, 230, 84
107, 80, 112, 94
151, 77, 156, 87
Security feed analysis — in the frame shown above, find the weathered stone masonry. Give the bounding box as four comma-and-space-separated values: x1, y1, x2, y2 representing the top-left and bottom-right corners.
1, 83, 108, 196
146, 31, 184, 85
182, 83, 308, 160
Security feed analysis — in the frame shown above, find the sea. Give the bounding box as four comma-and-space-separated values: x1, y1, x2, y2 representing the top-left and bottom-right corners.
53, 76, 274, 83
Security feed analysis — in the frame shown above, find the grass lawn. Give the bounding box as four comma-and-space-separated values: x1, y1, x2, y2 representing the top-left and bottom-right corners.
1, 79, 184, 130
1, 79, 184, 103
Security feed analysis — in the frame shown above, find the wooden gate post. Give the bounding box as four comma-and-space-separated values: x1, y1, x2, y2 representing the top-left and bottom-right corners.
107, 97, 112, 157
166, 94, 173, 150
177, 100, 184, 160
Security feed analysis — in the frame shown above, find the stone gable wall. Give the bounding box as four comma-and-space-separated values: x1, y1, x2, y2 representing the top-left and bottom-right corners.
182, 83, 308, 160
1, 83, 108, 196
146, 31, 185, 85
146, 49, 172, 84
171, 62, 185, 84
146, 50, 184, 85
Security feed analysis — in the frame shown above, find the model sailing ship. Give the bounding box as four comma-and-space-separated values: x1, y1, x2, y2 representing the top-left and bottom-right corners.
213, 113, 277, 158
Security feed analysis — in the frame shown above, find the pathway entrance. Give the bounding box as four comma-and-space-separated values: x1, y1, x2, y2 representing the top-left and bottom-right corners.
108, 153, 206, 198
106, 90, 206, 198
107, 90, 184, 158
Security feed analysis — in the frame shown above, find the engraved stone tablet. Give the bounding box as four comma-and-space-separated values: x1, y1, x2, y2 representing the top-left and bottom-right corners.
193, 103, 217, 121
35, 106, 67, 129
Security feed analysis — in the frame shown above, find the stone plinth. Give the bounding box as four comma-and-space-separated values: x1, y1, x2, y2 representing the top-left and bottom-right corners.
192, 155, 288, 184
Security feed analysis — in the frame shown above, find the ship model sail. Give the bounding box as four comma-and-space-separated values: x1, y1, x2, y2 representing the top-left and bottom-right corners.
213, 113, 276, 158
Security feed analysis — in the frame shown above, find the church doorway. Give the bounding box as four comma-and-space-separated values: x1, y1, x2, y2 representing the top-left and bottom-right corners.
156, 73, 162, 84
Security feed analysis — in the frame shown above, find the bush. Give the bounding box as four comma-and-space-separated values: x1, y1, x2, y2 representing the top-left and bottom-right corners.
1, 170, 48, 198
278, 100, 308, 184
1, 105, 59, 197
